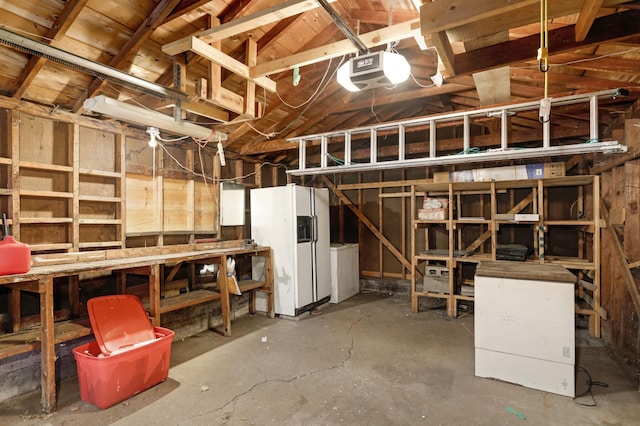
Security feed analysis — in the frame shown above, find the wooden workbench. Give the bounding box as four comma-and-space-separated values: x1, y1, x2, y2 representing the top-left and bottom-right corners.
0, 242, 273, 413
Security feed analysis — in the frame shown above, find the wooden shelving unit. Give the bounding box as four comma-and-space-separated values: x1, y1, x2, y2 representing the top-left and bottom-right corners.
411, 176, 601, 337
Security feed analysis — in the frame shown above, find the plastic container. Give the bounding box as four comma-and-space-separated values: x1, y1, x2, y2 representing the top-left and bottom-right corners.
72, 295, 174, 409
0, 214, 31, 276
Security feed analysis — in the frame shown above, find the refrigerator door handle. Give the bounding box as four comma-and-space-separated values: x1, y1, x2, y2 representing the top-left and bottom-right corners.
311, 215, 318, 243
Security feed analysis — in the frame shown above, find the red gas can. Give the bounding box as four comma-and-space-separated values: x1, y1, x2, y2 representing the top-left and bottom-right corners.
0, 214, 31, 276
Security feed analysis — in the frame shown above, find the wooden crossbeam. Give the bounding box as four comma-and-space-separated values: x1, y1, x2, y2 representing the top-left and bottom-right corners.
322, 176, 412, 271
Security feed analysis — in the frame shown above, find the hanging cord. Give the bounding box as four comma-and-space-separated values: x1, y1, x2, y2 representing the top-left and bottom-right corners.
538, 0, 550, 93
574, 366, 609, 407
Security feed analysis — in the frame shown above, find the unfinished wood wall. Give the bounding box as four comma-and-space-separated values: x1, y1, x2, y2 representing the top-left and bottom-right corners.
600, 118, 640, 365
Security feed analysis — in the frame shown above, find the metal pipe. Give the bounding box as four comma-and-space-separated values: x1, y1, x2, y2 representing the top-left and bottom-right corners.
0, 27, 187, 101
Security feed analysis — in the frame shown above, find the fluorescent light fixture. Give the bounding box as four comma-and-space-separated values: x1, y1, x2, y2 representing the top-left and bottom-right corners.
288, 141, 627, 175
337, 51, 411, 92
84, 95, 227, 141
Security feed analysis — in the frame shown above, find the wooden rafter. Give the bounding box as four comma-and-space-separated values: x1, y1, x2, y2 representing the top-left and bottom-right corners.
575, 0, 605, 41
72, 0, 182, 112
10, 0, 89, 98
251, 18, 421, 77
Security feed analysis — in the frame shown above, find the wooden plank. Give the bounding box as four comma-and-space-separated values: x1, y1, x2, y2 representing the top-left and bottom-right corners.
158, 289, 220, 314
78, 195, 120, 203
149, 264, 161, 327
40, 277, 56, 413
323, 176, 411, 271
219, 254, 231, 336
163, 36, 277, 92
430, 31, 456, 76
251, 18, 420, 77
575, 0, 605, 42
164, 0, 333, 48
244, 39, 257, 117
600, 199, 640, 315
20, 190, 73, 199
18, 161, 74, 172
10, 289, 20, 332
419, 0, 537, 35
10, 110, 20, 240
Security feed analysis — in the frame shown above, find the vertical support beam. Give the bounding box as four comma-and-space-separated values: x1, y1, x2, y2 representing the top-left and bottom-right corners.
213, 152, 221, 233
265, 248, 275, 318
116, 132, 126, 246
490, 182, 497, 259
538, 180, 545, 262
208, 16, 222, 100
174, 54, 187, 120
117, 271, 127, 294
10, 288, 21, 332
254, 162, 262, 188
219, 255, 231, 336
592, 175, 601, 337
410, 184, 418, 312
245, 39, 257, 117
72, 123, 80, 251
186, 149, 195, 242
149, 263, 161, 326
156, 146, 164, 246
447, 183, 455, 318
40, 276, 56, 413
69, 275, 80, 316
378, 171, 383, 277
10, 110, 20, 240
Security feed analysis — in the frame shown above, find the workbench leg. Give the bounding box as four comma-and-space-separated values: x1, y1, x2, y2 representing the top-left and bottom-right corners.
40, 277, 56, 413
69, 275, 80, 316
149, 264, 161, 327
266, 251, 275, 319
219, 256, 231, 336
10, 288, 21, 332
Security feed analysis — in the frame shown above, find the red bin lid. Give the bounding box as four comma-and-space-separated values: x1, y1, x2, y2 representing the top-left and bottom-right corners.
87, 295, 155, 355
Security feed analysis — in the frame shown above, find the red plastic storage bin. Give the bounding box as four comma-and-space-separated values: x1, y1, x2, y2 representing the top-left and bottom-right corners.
72, 295, 174, 409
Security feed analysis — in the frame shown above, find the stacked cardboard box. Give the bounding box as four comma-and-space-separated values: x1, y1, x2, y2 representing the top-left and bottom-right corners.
433, 162, 565, 183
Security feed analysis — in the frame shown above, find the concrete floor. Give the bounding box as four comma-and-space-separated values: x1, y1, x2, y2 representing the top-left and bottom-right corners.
1, 293, 639, 425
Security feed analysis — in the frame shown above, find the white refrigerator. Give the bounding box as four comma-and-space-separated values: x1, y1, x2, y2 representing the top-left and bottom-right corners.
250, 184, 331, 316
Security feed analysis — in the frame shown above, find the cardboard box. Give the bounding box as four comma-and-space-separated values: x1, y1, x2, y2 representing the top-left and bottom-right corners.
544, 162, 565, 177
433, 171, 450, 183
418, 208, 447, 220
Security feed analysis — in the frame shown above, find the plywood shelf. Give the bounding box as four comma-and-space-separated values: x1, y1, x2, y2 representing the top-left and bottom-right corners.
411, 175, 601, 337
19, 217, 74, 224
238, 279, 269, 293
0, 188, 11, 196
0, 157, 11, 165
78, 195, 121, 203
78, 218, 122, 225
79, 168, 122, 178
29, 243, 74, 252
0, 320, 91, 360
157, 289, 221, 314
78, 241, 124, 249
19, 161, 73, 173
20, 189, 73, 198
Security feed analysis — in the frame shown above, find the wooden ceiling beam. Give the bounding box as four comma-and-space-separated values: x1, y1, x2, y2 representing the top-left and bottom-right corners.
575, 0, 605, 41
163, 0, 335, 49
350, 9, 418, 25
163, 36, 277, 92
454, 10, 640, 75
419, 0, 538, 35
72, 0, 182, 112
444, 0, 632, 43
251, 18, 421, 77
10, 0, 89, 98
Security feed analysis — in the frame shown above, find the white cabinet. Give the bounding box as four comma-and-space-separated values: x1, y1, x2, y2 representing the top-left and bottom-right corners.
474, 261, 576, 397
330, 243, 359, 303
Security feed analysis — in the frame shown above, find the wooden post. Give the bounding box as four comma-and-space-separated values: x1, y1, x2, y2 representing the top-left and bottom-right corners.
219, 255, 231, 336
10, 110, 20, 240
266, 249, 275, 318
72, 123, 80, 251
149, 264, 161, 326
40, 276, 56, 413
9, 288, 20, 332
